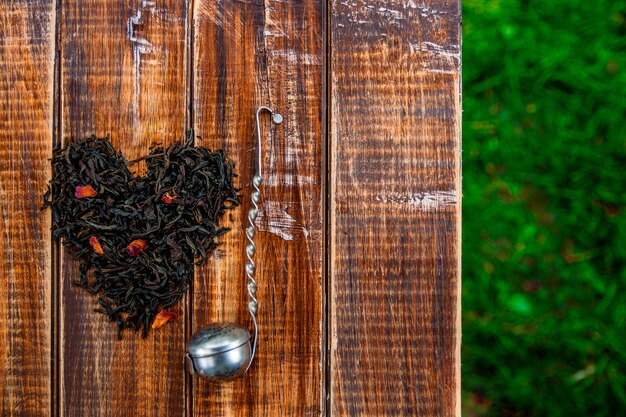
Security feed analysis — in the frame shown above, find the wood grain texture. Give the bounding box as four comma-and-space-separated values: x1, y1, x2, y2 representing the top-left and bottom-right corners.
0, 2, 55, 416
329, 1, 461, 416
191, 0, 324, 416
0, 1, 464, 414
59, 0, 188, 415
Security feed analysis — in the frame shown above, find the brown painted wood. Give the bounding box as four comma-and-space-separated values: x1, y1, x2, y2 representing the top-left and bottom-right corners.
58, 1, 189, 416
191, 1, 324, 416
329, 1, 461, 416
0, 2, 55, 416
0, 1, 464, 414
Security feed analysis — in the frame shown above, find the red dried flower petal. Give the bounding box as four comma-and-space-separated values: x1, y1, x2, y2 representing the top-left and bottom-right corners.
151, 309, 177, 329
127, 239, 148, 256
160, 192, 177, 204
75, 184, 98, 198
89, 236, 105, 255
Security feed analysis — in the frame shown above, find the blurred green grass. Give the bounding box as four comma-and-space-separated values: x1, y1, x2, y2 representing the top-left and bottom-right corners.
462, 0, 626, 415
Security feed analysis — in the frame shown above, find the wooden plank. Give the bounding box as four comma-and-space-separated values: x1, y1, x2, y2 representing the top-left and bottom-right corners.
0, 2, 55, 416
191, 1, 324, 415
329, 1, 461, 416
59, 1, 189, 415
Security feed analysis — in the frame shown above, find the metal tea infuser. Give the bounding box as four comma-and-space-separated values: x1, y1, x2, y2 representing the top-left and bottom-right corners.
185, 106, 283, 380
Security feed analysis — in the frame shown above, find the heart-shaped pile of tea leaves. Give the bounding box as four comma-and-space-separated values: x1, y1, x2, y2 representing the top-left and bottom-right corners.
43, 132, 240, 338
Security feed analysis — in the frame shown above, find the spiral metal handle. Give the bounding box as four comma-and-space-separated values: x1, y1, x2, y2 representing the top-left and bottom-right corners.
244, 106, 282, 371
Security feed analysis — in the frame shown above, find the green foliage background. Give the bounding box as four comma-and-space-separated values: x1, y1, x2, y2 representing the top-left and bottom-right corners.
462, 0, 626, 415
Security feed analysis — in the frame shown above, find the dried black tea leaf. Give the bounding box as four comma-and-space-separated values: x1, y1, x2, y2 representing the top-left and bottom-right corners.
43, 131, 240, 338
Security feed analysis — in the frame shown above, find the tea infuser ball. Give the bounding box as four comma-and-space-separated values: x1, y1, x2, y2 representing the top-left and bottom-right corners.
185, 106, 282, 381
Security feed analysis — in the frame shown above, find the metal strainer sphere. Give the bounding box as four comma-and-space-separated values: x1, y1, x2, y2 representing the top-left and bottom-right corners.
185, 322, 251, 381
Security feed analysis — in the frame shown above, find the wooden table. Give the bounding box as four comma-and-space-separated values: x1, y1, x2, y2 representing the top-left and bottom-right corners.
0, 1, 460, 416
